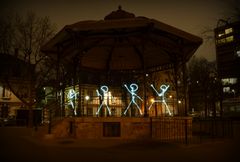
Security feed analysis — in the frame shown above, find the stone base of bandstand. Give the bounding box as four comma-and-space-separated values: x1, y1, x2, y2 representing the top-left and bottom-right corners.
47, 117, 192, 141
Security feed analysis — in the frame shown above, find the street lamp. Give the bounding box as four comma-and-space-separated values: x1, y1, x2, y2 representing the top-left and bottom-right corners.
85, 95, 90, 116
178, 100, 182, 115
149, 97, 157, 117
169, 95, 174, 116
150, 98, 155, 103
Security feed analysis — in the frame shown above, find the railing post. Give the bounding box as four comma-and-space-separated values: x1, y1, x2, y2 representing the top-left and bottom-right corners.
48, 108, 52, 134
185, 118, 188, 145
150, 117, 153, 138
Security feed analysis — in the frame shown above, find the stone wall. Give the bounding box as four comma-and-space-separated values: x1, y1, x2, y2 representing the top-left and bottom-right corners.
51, 117, 192, 140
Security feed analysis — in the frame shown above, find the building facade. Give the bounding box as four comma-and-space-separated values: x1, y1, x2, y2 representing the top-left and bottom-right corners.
214, 20, 240, 116
0, 85, 22, 118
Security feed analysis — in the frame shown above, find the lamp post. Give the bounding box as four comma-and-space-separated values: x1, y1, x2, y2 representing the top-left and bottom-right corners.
85, 95, 90, 116
149, 97, 156, 117
169, 95, 174, 116
178, 100, 182, 115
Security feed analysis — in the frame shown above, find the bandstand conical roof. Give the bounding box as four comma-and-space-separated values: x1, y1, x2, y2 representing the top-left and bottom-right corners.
41, 7, 202, 72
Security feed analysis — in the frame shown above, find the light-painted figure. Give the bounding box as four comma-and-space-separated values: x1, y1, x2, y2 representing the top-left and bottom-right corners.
149, 84, 172, 116
96, 85, 112, 116
67, 89, 78, 116
123, 83, 143, 115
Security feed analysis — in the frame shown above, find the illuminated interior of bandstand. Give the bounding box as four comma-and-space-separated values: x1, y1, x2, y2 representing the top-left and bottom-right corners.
63, 72, 177, 117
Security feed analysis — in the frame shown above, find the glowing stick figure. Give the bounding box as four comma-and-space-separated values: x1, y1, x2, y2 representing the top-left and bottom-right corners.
149, 84, 172, 116
123, 83, 143, 115
67, 89, 78, 116
96, 85, 112, 116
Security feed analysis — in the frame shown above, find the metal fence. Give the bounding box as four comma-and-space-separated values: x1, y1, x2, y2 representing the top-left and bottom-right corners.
151, 117, 238, 144
190, 117, 237, 144
151, 117, 192, 144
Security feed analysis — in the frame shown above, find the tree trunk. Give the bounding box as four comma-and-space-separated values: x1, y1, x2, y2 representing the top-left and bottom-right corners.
204, 91, 208, 118
28, 104, 33, 127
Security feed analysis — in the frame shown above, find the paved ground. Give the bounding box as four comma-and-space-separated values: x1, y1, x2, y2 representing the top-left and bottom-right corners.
0, 127, 239, 162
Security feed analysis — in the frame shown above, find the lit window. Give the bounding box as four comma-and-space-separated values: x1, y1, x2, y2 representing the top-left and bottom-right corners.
235, 46, 240, 57
236, 50, 240, 57
217, 38, 226, 44
221, 78, 237, 85
223, 87, 230, 93
226, 35, 234, 42
218, 32, 224, 38
225, 28, 233, 34
1, 86, 11, 99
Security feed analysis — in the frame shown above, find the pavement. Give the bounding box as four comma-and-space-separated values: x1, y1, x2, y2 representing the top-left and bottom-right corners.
1, 127, 240, 162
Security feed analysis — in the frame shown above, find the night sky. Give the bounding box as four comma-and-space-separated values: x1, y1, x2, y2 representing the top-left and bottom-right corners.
1, 0, 240, 61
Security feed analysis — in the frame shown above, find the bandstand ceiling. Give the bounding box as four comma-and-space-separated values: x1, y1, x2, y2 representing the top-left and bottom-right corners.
41, 7, 202, 72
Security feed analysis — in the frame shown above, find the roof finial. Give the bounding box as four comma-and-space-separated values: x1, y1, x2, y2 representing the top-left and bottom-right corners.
118, 5, 122, 10
104, 5, 135, 20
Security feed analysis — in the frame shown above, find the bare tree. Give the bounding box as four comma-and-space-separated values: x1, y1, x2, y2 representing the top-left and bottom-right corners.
201, 0, 240, 42
226, 0, 240, 22
188, 56, 221, 117
0, 12, 56, 127
0, 13, 15, 54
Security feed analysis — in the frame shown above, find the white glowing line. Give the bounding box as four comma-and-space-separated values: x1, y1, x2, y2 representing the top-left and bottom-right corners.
123, 83, 143, 115
149, 84, 172, 116
67, 89, 78, 116
96, 85, 112, 116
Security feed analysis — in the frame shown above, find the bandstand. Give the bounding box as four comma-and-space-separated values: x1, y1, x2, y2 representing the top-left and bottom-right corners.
41, 6, 202, 140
